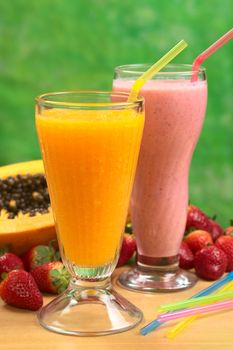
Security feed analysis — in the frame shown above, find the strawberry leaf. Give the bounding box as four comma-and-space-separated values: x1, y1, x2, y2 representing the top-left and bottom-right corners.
54, 251, 61, 261
50, 269, 60, 278
36, 246, 50, 257
125, 223, 133, 234
48, 240, 58, 253
53, 279, 61, 286
0, 244, 11, 256
1, 272, 8, 280
58, 285, 67, 294
184, 227, 196, 236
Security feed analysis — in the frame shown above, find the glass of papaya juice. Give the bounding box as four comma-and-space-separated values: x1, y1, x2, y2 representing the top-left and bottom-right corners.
35, 91, 144, 336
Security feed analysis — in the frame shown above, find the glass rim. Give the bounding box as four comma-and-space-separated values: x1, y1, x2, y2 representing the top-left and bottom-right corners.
114, 63, 206, 76
35, 90, 144, 109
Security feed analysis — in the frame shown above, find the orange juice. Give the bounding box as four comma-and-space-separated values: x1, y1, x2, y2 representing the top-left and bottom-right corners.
36, 108, 144, 267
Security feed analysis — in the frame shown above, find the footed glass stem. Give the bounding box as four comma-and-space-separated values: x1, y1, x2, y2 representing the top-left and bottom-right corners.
118, 255, 198, 293
37, 278, 143, 336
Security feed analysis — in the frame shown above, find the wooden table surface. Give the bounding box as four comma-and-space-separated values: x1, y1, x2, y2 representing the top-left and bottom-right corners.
1, 267, 233, 350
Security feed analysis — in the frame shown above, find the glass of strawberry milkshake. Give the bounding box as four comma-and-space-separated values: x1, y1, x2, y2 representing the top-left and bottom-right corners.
113, 64, 207, 291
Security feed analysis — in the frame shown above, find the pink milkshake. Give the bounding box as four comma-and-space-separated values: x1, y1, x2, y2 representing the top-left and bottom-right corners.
113, 64, 207, 292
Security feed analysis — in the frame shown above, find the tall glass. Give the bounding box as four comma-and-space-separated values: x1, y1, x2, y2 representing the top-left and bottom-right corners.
35, 91, 144, 335
113, 64, 207, 292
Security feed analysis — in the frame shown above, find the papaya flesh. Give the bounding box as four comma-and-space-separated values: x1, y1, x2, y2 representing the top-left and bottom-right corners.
0, 160, 56, 255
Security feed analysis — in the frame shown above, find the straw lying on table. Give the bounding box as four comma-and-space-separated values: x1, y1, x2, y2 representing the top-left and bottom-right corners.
157, 298, 233, 323
166, 279, 233, 339
140, 272, 233, 336
158, 290, 233, 313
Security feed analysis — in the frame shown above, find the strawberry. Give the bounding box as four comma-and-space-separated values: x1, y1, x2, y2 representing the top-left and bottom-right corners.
23, 241, 60, 271
179, 241, 194, 270
31, 261, 70, 294
0, 253, 24, 279
0, 270, 43, 310
186, 205, 212, 233
225, 220, 233, 237
117, 233, 136, 267
186, 205, 223, 241
215, 235, 233, 271
185, 230, 213, 254
194, 246, 227, 280
208, 217, 224, 241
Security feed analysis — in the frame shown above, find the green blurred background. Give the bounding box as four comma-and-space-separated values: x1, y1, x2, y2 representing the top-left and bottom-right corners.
0, 0, 232, 226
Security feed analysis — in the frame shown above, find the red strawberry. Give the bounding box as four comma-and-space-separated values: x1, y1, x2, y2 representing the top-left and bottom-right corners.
31, 261, 70, 294
186, 205, 212, 233
0, 253, 24, 279
185, 230, 213, 254
215, 235, 233, 272
194, 246, 227, 280
0, 270, 43, 310
225, 220, 233, 237
117, 234, 136, 267
208, 217, 224, 241
23, 241, 60, 271
179, 241, 194, 270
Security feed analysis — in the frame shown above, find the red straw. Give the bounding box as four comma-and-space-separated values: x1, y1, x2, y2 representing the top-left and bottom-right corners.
192, 28, 233, 82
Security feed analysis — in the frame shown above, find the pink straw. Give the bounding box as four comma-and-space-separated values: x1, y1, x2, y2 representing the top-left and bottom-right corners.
192, 28, 233, 82
157, 299, 233, 322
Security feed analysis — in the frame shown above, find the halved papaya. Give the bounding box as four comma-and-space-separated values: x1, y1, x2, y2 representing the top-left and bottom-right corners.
0, 160, 56, 255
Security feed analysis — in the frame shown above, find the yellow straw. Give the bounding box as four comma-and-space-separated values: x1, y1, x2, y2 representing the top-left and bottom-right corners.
158, 290, 233, 313
127, 40, 188, 102
166, 280, 233, 339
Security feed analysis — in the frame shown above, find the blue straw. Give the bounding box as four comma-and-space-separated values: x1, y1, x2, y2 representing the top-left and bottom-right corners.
140, 272, 233, 336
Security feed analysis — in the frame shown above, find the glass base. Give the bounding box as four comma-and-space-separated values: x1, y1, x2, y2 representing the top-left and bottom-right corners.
37, 278, 143, 336
118, 255, 198, 293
